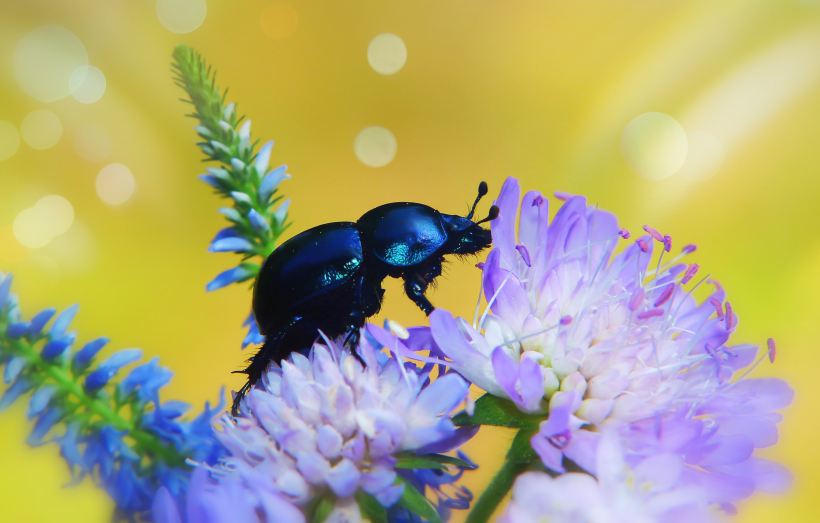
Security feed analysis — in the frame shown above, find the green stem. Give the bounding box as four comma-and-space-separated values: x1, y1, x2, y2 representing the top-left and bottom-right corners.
10, 338, 188, 468
465, 458, 530, 523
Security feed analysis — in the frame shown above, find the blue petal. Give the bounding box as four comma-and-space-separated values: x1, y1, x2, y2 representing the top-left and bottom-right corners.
50, 304, 79, 339
259, 165, 288, 202
206, 167, 230, 180
121, 357, 173, 401
85, 349, 142, 392
218, 207, 242, 222
206, 265, 255, 292
242, 317, 265, 349
42, 331, 77, 361
6, 293, 21, 322
28, 307, 56, 337
273, 198, 290, 225
85, 368, 114, 392
59, 423, 85, 469
230, 191, 253, 206
26, 407, 62, 446
230, 158, 246, 172
0, 378, 29, 412
27, 385, 57, 420
254, 140, 274, 176
159, 401, 191, 419
197, 174, 221, 188
208, 237, 255, 253
248, 208, 271, 233
100, 348, 143, 370
5, 321, 30, 340
211, 228, 240, 244
4, 356, 27, 384
73, 337, 110, 368
0, 273, 13, 308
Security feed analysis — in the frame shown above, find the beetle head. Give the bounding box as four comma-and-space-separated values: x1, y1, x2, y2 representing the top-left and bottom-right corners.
440, 181, 499, 255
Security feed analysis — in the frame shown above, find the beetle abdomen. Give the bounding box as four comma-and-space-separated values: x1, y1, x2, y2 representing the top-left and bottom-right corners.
253, 222, 363, 334
358, 202, 447, 267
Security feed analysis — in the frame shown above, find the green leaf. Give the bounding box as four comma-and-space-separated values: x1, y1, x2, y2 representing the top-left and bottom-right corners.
506, 426, 539, 464
453, 393, 544, 429
355, 491, 387, 523
395, 475, 442, 523
310, 492, 335, 523
395, 452, 475, 470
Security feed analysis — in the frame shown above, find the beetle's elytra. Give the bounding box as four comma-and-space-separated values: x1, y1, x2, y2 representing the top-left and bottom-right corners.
232, 182, 498, 415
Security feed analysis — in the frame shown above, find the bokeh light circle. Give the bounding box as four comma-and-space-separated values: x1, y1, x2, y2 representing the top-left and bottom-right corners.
621, 112, 688, 181
368, 33, 407, 75
354, 126, 397, 167
96, 163, 136, 204
12, 195, 74, 249
21, 110, 62, 150
677, 131, 725, 181
13, 25, 88, 103
36, 195, 75, 236
260, 2, 298, 40
74, 123, 112, 162
69, 65, 106, 104
0, 122, 21, 161
156, 0, 207, 34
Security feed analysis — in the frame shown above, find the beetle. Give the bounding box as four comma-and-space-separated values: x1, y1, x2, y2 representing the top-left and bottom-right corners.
232, 181, 498, 414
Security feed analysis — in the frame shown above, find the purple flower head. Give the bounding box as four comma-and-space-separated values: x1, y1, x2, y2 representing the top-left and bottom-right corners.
426, 177, 793, 502
208, 333, 473, 517
501, 430, 718, 523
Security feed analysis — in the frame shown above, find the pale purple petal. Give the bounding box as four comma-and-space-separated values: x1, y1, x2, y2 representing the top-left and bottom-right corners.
326, 458, 361, 498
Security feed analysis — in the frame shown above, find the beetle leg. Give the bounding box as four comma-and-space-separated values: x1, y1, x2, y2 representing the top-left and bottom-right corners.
404, 273, 435, 316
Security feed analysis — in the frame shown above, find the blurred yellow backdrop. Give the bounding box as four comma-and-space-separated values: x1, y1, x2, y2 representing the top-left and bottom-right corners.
1, 0, 819, 521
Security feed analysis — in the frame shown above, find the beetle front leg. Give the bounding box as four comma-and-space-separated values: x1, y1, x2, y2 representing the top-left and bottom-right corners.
404, 274, 435, 316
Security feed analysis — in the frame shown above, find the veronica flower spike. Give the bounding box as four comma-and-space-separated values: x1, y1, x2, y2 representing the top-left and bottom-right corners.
425, 177, 792, 522
176, 330, 476, 523
173, 45, 291, 346
0, 273, 225, 517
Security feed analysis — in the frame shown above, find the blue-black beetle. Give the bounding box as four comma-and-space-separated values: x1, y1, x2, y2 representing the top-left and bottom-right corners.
232, 182, 498, 414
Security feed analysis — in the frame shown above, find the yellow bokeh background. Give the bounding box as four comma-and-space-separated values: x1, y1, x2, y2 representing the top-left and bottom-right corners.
1, 0, 819, 521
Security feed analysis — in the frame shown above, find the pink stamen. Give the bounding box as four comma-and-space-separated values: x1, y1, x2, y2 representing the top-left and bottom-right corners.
708, 279, 724, 293
475, 262, 486, 270
532, 195, 545, 207
653, 283, 674, 307
628, 288, 645, 311
637, 308, 664, 320
724, 302, 736, 331
560, 315, 572, 325
516, 244, 532, 267
548, 430, 572, 449
643, 225, 664, 242
618, 228, 631, 239
767, 338, 777, 363
681, 263, 699, 284
663, 234, 672, 253
636, 238, 649, 253
682, 244, 697, 254
710, 298, 724, 320
554, 191, 573, 201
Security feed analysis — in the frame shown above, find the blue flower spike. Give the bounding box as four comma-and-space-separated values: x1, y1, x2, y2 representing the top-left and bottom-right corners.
0, 275, 225, 518
172, 45, 293, 348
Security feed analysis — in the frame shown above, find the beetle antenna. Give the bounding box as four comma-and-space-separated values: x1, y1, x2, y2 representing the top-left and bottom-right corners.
467, 181, 489, 220
476, 204, 500, 225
